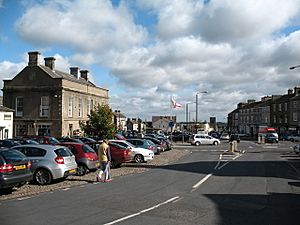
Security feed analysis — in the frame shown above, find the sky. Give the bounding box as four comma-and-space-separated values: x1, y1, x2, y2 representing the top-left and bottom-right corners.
1, 0, 300, 123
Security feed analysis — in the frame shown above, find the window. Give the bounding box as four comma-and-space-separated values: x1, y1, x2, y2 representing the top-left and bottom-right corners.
87, 98, 91, 115
284, 115, 288, 123
68, 96, 73, 117
284, 103, 288, 111
293, 112, 298, 122
40, 96, 49, 117
78, 98, 82, 117
273, 115, 276, 123
16, 96, 23, 117
278, 103, 282, 111
273, 104, 276, 112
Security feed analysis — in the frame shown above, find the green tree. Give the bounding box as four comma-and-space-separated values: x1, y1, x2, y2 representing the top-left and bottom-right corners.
80, 104, 115, 139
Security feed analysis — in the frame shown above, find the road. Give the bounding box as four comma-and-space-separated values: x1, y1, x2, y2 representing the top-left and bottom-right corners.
1, 141, 300, 225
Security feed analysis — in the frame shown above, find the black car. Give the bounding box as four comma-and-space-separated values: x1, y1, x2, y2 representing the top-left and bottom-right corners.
0, 148, 32, 191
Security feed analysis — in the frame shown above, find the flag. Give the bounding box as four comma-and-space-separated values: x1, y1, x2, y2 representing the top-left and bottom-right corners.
171, 96, 182, 109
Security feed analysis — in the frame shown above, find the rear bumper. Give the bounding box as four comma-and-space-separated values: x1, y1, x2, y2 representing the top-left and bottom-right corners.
0, 173, 32, 189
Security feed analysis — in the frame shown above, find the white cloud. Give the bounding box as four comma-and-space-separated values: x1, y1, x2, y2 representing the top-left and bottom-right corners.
0, 61, 26, 90
11, 0, 300, 121
15, 0, 148, 53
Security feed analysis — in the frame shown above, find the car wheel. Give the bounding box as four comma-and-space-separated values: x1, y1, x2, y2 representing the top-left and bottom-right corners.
213, 141, 218, 145
77, 164, 88, 176
195, 142, 200, 146
290, 138, 295, 142
110, 160, 121, 169
134, 154, 144, 163
34, 169, 52, 185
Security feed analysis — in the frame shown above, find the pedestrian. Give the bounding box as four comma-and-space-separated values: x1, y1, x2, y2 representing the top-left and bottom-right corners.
96, 139, 112, 182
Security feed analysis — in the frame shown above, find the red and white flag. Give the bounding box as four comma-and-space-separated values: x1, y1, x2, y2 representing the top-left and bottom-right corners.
171, 96, 182, 109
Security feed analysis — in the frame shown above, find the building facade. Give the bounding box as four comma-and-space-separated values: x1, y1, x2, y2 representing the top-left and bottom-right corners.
2, 51, 109, 137
0, 106, 14, 139
228, 87, 300, 136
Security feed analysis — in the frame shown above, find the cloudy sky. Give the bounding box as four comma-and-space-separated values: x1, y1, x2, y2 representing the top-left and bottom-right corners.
1, 0, 300, 122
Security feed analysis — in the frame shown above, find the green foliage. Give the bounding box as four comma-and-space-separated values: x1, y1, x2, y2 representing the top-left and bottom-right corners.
80, 104, 115, 139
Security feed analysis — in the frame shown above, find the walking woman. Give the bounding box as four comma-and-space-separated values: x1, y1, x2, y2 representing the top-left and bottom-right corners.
97, 139, 112, 182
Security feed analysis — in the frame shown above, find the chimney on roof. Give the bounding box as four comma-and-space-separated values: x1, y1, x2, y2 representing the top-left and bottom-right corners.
44, 57, 56, 71
80, 70, 88, 81
294, 86, 300, 96
261, 96, 272, 102
247, 99, 255, 104
70, 67, 80, 79
28, 51, 40, 66
288, 89, 293, 95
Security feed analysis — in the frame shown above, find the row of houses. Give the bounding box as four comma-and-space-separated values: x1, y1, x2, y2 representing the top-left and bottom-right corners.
228, 86, 300, 137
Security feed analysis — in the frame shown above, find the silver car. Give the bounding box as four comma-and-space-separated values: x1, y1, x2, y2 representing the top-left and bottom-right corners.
12, 144, 77, 185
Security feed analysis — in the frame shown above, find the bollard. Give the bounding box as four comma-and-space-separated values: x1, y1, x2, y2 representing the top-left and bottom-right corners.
258, 136, 261, 144
233, 140, 237, 152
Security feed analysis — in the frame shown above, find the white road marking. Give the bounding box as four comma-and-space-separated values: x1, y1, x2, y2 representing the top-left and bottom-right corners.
62, 188, 70, 191
104, 196, 180, 225
17, 196, 31, 201
192, 173, 213, 189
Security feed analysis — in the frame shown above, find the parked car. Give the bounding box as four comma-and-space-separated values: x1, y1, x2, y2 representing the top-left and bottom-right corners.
126, 138, 158, 153
294, 144, 300, 154
21, 135, 60, 145
12, 145, 77, 185
59, 142, 99, 176
220, 133, 230, 140
75, 137, 97, 143
142, 137, 165, 154
0, 139, 22, 148
0, 148, 32, 191
288, 135, 300, 142
189, 134, 220, 146
86, 141, 133, 168
57, 137, 84, 143
265, 133, 279, 143
109, 140, 154, 163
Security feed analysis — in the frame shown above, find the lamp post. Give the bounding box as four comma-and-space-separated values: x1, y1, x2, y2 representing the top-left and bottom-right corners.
195, 91, 208, 124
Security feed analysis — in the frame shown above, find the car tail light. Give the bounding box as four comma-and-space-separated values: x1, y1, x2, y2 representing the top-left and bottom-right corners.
55, 156, 65, 164
86, 155, 95, 161
27, 161, 32, 169
0, 164, 14, 173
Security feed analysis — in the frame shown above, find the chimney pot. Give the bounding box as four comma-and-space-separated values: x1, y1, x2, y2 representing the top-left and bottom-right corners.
70, 67, 80, 79
28, 51, 40, 66
80, 70, 89, 81
44, 57, 56, 70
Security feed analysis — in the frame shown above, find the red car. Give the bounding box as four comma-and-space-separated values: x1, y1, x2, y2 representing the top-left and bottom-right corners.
86, 141, 133, 168
59, 142, 99, 176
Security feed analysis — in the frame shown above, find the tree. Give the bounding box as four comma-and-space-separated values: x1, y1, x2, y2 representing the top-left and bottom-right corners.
80, 104, 115, 139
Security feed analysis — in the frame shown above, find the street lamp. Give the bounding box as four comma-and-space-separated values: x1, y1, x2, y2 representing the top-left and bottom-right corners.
196, 91, 208, 124
289, 65, 300, 70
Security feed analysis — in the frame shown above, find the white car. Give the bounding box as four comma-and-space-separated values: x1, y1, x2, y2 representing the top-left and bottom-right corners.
289, 135, 300, 142
109, 140, 154, 163
189, 134, 220, 146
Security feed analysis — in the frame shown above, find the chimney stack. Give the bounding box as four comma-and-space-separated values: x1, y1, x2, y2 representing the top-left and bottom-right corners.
28, 51, 40, 66
70, 67, 80, 79
288, 89, 293, 95
80, 70, 89, 81
44, 57, 56, 71
294, 86, 300, 96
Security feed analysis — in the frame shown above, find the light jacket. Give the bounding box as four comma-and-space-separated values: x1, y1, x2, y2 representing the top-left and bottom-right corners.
98, 142, 111, 162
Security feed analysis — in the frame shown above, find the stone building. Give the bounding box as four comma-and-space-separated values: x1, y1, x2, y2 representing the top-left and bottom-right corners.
2, 51, 109, 137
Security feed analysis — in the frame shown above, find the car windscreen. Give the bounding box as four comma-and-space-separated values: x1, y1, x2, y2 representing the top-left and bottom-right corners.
55, 147, 73, 157
49, 137, 60, 145
0, 150, 28, 163
82, 144, 96, 153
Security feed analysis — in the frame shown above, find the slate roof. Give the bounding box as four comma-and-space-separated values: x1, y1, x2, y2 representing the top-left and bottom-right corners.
0, 106, 14, 112
39, 65, 107, 90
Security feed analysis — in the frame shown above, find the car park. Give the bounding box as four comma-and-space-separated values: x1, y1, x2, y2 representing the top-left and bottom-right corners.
142, 136, 165, 154
12, 145, 77, 185
59, 142, 99, 176
21, 135, 60, 145
0, 148, 32, 191
189, 134, 220, 146
57, 137, 84, 143
86, 141, 133, 168
109, 140, 154, 163
126, 138, 158, 153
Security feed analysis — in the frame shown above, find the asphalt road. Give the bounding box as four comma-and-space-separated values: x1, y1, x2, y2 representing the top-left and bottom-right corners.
1, 141, 300, 225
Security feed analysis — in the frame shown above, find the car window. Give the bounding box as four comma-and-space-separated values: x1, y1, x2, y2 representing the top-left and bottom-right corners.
147, 140, 155, 145
55, 147, 73, 157
25, 147, 47, 157
48, 137, 60, 145
0, 150, 27, 163
82, 144, 95, 153
137, 140, 143, 146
